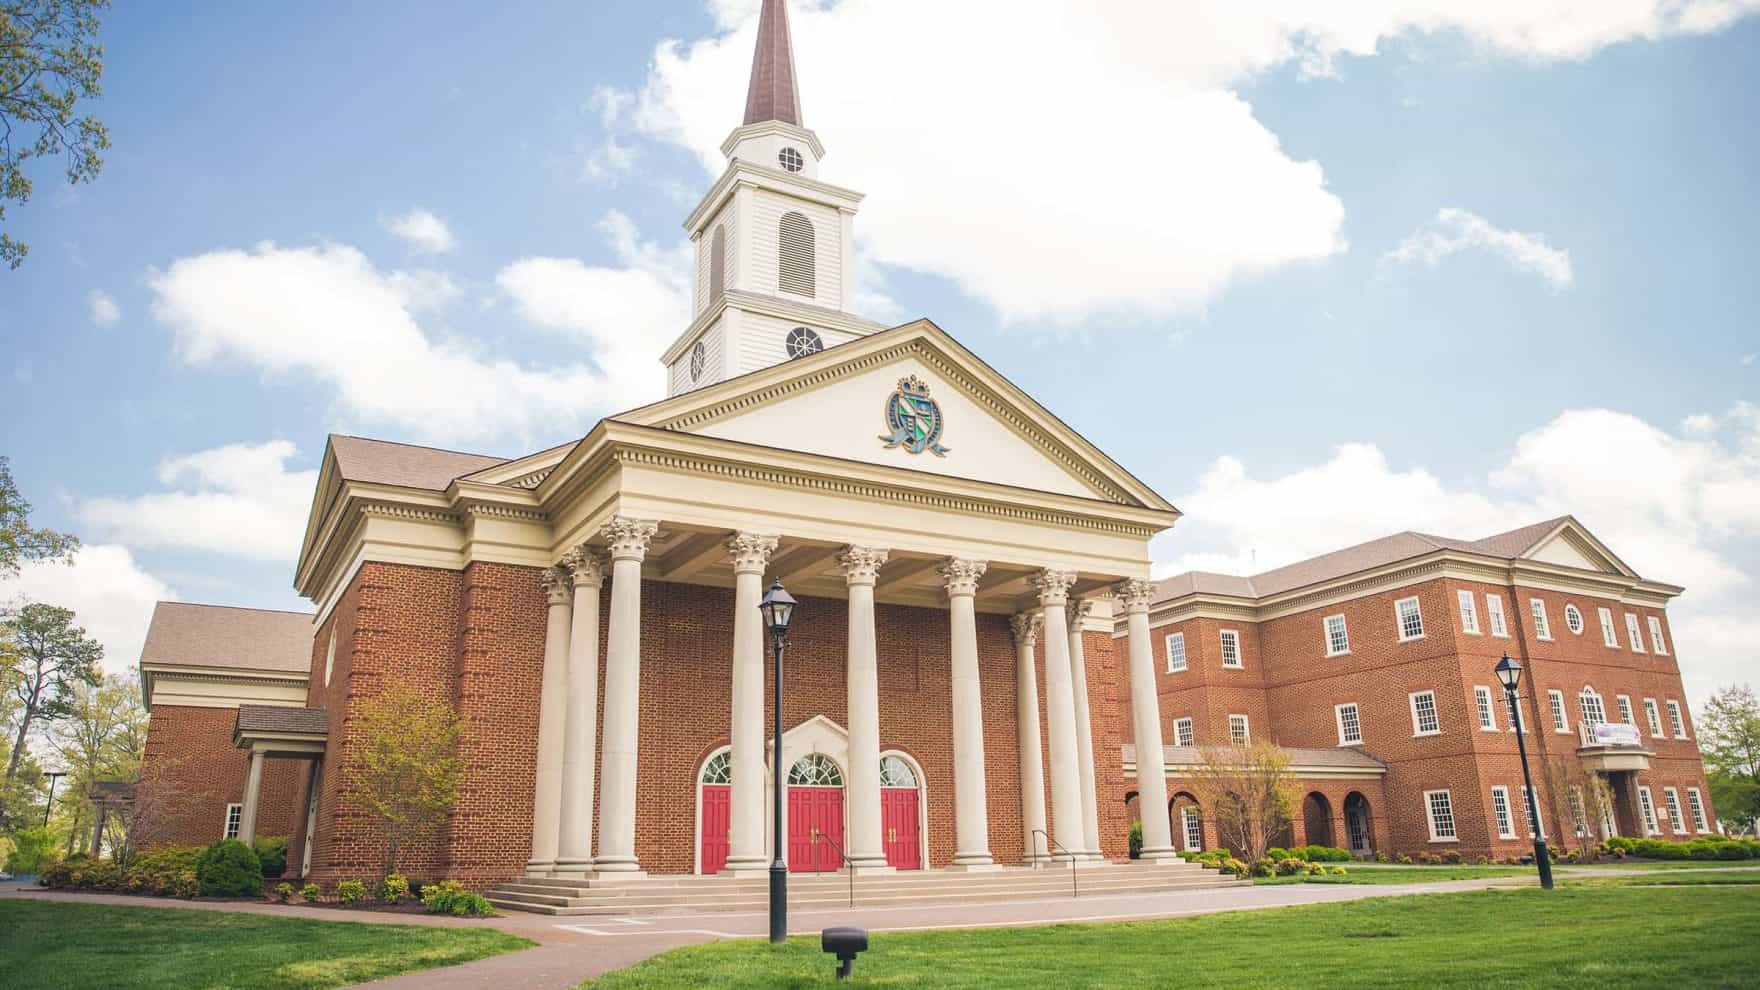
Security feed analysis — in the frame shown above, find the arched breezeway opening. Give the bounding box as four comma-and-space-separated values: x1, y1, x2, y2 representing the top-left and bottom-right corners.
879, 751, 926, 870
1344, 791, 1374, 858
1303, 792, 1335, 849
1170, 791, 1204, 852
696, 747, 733, 875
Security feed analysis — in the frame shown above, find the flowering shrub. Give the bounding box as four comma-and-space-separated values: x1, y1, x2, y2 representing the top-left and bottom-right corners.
300, 882, 321, 902
381, 872, 410, 904
338, 879, 367, 904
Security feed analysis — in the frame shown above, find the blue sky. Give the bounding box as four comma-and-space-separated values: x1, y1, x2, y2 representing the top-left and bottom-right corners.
3, 1, 1757, 708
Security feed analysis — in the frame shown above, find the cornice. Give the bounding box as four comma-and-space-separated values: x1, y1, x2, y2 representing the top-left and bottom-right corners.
683, 159, 863, 237
660, 289, 885, 366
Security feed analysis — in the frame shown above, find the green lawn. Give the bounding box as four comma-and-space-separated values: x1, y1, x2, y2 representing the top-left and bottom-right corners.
583, 887, 1759, 989
1254, 864, 1533, 885
1563, 870, 1760, 888
0, 899, 534, 989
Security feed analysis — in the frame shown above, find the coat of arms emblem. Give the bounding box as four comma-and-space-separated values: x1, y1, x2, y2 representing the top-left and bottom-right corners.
879, 375, 950, 457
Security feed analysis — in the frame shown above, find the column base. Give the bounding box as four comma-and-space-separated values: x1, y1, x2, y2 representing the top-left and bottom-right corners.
1134, 846, 1183, 863
552, 857, 595, 878
585, 869, 650, 884
948, 853, 1001, 872
847, 860, 895, 875
722, 854, 769, 874
592, 856, 645, 876
525, 859, 557, 877
718, 867, 774, 878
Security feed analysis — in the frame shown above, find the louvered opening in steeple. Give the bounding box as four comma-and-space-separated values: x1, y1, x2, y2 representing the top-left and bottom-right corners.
778, 211, 816, 297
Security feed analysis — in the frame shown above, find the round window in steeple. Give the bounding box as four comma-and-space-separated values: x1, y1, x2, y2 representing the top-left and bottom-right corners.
778, 147, 804, 173
689, 341, 706, 382
785, 327, 823, 359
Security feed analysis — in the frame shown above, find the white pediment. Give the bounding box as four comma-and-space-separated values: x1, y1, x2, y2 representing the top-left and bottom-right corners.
1521, 520, 1636, 578
1528, 535, 1606, 572
689, 355, 1109, 500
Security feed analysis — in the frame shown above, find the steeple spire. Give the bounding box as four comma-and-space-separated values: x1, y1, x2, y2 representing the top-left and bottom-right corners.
743, 0, 802, 126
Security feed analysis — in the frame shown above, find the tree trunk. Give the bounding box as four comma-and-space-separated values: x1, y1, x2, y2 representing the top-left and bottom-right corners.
5, 710, 33, 781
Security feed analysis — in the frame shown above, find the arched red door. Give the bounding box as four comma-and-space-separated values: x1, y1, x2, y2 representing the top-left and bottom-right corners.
700, 785, 730, 874
787, 754, 845, 873
881, 789, 920, 869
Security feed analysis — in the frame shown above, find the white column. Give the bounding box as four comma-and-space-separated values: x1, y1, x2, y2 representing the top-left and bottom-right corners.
1036, 568, 1084, 862
724, 533, 778, 874
941, 557, 997, 869
840, 546, 892, 872
595, 517, 658, 875
238, 749, 265, 844
528, 565, 572, 876
1067, 598, 1104, 862
556, 548, 605, 876
1011, 613, 1048, 864
1118, 578, 1178, 862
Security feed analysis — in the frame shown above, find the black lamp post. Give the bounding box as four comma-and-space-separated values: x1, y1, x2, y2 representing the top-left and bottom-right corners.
1494, 654, 1554, 890
758, 579, 798, 944
41, 771, 67, 829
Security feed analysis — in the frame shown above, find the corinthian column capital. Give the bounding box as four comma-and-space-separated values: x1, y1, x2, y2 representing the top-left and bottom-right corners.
726, 533, 780, 575
1113, 578, 1157, 614
938, 557, 987, 598
562, 544, 607, 586
540, 565, 572, 605
837, 546, 890, 586
1032, 569, 1077, 608
1009, 612, 1040, 648
601, 517, 659, 561
1065, 598, 1095, 628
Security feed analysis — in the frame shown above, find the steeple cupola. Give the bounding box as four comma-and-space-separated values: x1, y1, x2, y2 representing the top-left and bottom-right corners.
661, 0, 882, 397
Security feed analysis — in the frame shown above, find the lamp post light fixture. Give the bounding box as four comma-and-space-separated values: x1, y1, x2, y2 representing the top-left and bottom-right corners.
41, 771, 67, 829
758, 579, 799, 945
1494, 654, 1554, 890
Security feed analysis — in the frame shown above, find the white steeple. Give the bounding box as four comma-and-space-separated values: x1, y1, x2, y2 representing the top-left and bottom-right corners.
661, 0, 883, 396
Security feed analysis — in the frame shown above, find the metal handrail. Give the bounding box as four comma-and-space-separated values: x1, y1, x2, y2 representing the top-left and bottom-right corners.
810, 829, 856, 908
1032, 828, 1078, 899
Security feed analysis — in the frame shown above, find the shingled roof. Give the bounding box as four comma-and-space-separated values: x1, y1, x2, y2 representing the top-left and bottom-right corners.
1157, 516, 1582, 604
235, 704, 328, 738
1123, 743, 1387, 773
743, 0, 802, 126
140, 602, 313, 673
329, 435, 508, 491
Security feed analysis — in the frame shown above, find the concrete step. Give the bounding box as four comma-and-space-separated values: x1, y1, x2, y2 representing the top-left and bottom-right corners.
496, 870, 1216, 904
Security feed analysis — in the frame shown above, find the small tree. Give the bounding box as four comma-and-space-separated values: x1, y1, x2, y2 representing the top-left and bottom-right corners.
2, 604, 101, 827
1186, 741, 1298, 865
344, 686, 464, 876
109, 758, 206, 868
1700, 684, 1760, 834
1540, 757, 1616, 858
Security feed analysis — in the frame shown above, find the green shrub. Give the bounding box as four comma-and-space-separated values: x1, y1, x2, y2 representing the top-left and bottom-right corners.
1301, 845, 1351, 863
1441, 850, 1462, 865
172, 871, 199, 898
1328, 866, 1347, 876
126, 846, 204, 896
4, 827, 57, 875
1304, 862, 1326, 876
381, 872, 410, 904
338, 879, 367, 904
1249, 860, 1275, 878
196, 839, 264, 897
300, 882, 321, 902
1396, 854, 1413, 865
419, 879, 496, 917
1265, 847, 1292, 862
37, 861, 73, 888
252, 836, 289, 878
1128, 820, 1142, 860
1274, 857, 1306, 877
275, 882, 295, 903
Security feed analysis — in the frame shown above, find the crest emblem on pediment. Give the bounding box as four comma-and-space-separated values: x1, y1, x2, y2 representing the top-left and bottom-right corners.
879, 375, 950, 457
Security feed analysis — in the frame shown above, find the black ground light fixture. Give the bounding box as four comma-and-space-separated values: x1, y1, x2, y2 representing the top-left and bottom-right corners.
41, 770, 67, 829
822, 926, 869, 981
760, 579, 799, 944
1494, 654, 1554, 890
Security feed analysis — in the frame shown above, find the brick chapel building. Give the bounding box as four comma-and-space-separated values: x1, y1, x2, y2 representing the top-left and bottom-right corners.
135, 0, 1717, 884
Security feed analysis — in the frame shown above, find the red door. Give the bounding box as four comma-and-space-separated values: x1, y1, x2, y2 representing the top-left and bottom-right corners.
700, 785, 730, 874
788, 787, 845, 872
881, 788, 921, 870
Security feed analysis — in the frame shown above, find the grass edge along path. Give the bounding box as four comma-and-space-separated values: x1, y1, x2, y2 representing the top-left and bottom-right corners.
0, 899, 535, 990
583, 886, 1759, 989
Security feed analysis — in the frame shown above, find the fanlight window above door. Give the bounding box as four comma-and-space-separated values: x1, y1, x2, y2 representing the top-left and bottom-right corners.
788, 753, 844, 787
700, 751, 731, 785
879, 755, 918, 788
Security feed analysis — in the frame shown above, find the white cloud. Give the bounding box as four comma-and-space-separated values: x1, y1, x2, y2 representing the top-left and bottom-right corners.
1157, 403, 1760, 710
7, 545, 177, 675
584, 136, 639, 184
147, 239, 639, 442
383, 208, 457, 254
496, 211, 691, 410
75, 441, 318, 562
1742, 353, 1756, 366
620, 1, 1755, 323
88, 289, 120, 325
1682, 413, 1717, 435
1384, 208, 1574, 289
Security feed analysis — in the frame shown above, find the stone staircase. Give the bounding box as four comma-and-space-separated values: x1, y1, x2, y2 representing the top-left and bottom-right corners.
486, 860, 1243, 917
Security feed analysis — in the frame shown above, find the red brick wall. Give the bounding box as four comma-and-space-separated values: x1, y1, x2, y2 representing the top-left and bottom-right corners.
141, 705, 301, 848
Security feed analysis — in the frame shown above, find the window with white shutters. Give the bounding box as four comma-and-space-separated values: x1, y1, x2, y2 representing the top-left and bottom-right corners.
778, 211, 816, 297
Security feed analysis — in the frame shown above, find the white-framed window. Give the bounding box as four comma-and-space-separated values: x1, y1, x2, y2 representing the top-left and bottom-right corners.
1529, 599, 1552, 640
1219, 629, 1242, 669
1616, 695, 1635, 726
1648, 616, 1669, 655
1598, 607, 1619, 648
1523, 786, 1545, 840
1474, 686, 1498, 731
1569, 787, 1589, 837
1410, 690, 1441, 736
1663, 788, 1685, 834
1667, 700, 1688, 739
1458, 591, 1481, 635
1165, 632, 1187, 673
1181, 806, 1204, 851
1579, 687, 1606, 726
1491, 786, 1516, 839
1173, 716, 1194, 748
1644, 698, 1664, 738
1424, 789, 1458, 841
1687, 788, 1709, 833
1637, 786, 1659, 835
1549, 690, 1570, 733
1395, 597, 1425, 641
1624, 613, 1646, 653
1486, 595, 1509, 637
223, 802, 242, 839
1228, 714, 1250, 746
1324, 614, 1350, 657
1564, 604, 1584, 635
1335, 703, 1362, 746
